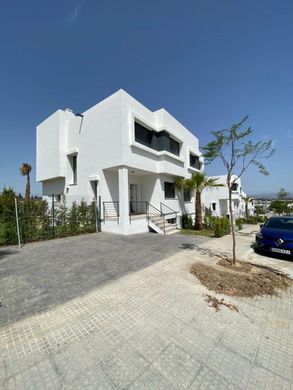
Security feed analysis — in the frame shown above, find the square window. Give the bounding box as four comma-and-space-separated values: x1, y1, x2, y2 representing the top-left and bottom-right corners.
164, 182, 175, 199
190, 154, 201, 170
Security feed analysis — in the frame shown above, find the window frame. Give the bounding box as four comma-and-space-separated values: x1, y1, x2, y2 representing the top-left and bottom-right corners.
183, 188, 191, 202
164, 182, 176, 199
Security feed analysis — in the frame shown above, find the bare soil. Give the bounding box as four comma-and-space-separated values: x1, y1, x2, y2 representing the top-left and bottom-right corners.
204, 294, 239, 312
190, 260, 292, 298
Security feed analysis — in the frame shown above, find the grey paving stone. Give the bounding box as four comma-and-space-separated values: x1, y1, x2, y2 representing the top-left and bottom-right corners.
129, 365, 176, 390
153, 343, 202, 389
0, 231, 292, 389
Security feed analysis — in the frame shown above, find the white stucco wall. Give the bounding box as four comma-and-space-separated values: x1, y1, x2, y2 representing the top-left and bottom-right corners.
36, 89, 203, 233
202, 175, 249, 217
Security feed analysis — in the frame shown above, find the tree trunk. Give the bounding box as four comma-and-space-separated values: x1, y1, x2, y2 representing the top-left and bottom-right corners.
25, 173, 31, 201
228, 186, 236, 265
195, 190, 202, 230
245, 202, 248, 220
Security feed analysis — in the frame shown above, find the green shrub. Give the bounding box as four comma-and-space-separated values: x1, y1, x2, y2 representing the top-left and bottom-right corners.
236, 218, 243, 231
182, 214, 193, 229
211, 216, 230, 237
0, 191, 98, 245
244, 215, 268, 224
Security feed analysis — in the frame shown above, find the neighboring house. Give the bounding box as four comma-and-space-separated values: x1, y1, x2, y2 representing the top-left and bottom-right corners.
36, 89, 203, 235
202, 175, 254, 218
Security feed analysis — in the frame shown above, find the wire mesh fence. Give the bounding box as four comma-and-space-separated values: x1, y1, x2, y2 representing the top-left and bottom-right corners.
0, 190, 101, 246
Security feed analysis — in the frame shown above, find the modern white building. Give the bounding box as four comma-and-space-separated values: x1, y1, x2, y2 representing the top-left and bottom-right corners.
36, 90, 203, 235
202, 175, 254, 219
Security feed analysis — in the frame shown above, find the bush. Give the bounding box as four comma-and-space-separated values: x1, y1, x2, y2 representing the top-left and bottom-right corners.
211, 216, 230, 237
182, 214, 193, 229
0, 192, 98, 245
236, 218, 243, 231
244, 215, 267, 224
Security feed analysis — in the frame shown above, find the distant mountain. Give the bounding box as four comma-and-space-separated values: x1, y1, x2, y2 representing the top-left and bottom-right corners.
251, 192, 293, 199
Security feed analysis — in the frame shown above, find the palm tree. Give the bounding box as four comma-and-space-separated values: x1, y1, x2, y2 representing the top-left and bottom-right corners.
241, 195, 253, 220
20, 163, 32, 201
176, 172, 224, 230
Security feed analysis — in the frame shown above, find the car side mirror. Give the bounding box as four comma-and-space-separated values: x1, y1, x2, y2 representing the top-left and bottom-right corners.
259, 224, 264, 228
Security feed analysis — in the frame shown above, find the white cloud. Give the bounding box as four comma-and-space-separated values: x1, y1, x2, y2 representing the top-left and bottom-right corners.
67, 3, 83, 25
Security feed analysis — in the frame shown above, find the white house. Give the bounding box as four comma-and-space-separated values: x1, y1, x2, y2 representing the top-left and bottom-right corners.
36, 90, 203, 235
202, 175, 254, 219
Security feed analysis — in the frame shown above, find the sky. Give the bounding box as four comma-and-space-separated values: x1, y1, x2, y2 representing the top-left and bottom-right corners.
0, 0, 292, 196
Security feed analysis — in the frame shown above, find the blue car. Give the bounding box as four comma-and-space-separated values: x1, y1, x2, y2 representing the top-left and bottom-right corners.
255, 216, 293, 257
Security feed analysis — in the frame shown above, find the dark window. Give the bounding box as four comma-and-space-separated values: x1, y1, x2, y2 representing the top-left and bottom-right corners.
232, 183, 238, 191
68, 154, 77, 184
169, 137, 180, 156
72, 155, 77, 184
164, 182, 175, 199
184, 189, 191, 202
134, 122, 180, 156
189, 154, 200, 169
134, 122, 154, 148
212, 202, 216, 211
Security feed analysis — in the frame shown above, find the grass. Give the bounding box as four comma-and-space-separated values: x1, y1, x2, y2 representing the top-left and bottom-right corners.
181, 228, 215, 237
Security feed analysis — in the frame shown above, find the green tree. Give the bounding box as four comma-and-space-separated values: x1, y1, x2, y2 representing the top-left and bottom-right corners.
269, 200, 288, 215
202, 116, 274, 264
20, 163, 32, 201
277, 188, 289, 200
176, 172, 224, 230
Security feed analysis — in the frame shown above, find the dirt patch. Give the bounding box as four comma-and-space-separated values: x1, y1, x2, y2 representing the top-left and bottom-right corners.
217, 258, 252, 273
204, 294, 239, 312
190, 261, 292, 298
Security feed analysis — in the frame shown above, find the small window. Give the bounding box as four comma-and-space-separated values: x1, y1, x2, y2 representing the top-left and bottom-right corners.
212, 202, 216, 211
184, 189, 191, 202
164, 182, 175, 199
55, 194, 61, 203
232, 183, 238, 191
68, 154, 77, 184
189, 154, 200, 170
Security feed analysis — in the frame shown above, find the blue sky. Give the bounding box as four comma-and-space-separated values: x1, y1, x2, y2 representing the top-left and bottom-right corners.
0, 0, 292, 196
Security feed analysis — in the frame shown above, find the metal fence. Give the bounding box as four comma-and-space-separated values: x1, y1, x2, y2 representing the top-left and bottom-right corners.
0, 193, 101, 246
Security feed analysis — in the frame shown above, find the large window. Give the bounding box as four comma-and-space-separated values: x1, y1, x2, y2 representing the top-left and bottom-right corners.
135, 122, 180, 156
164, 182, 175, 199
189, 154, 200, 170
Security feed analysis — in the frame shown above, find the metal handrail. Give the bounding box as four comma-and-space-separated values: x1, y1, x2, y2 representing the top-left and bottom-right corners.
147, 202, 166, 234
160, 202, 178, 228
103, 201, 119, 223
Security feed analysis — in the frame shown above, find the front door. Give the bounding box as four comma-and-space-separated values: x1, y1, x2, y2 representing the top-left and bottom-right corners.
129, 184, 139, 213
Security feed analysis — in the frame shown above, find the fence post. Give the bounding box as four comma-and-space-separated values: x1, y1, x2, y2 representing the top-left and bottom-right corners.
52, 195, 55, 238
14, 198, 21, 247
98, 196, 101, 232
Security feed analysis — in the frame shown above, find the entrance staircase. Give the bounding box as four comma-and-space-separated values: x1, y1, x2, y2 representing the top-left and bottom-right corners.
103, 201, 179, 235
147, 203, 178, 235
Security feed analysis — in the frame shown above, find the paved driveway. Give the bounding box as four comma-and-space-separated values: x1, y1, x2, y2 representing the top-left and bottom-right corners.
0, 231, 292, 389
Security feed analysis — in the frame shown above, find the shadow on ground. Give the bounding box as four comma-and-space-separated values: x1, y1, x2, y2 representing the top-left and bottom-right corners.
0, 248, 19, 260
0, 232, 208, 325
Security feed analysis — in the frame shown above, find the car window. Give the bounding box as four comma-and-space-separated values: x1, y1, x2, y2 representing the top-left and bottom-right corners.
265, 219, 293, 230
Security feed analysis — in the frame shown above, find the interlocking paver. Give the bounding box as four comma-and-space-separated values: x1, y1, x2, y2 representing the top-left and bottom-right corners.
0, 230, 293, 388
